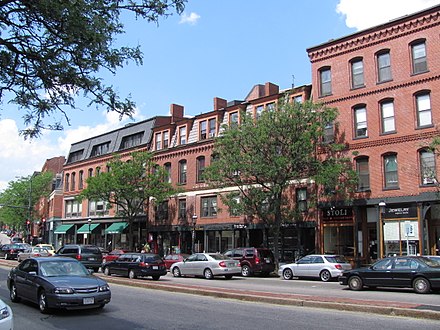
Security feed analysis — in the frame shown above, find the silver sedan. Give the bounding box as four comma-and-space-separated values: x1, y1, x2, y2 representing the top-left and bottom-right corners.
171, 253, 241, 279
17, 247, 52, 262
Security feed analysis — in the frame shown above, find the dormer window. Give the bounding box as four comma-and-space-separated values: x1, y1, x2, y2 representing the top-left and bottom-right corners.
179, 126, 187, 145
91, 142, 110, 157
120, 132, 143, 150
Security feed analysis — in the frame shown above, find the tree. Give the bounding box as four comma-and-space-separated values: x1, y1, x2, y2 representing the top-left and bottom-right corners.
204, 96, 357, 264
78, 151, 179, 250
0, 172, 54, 229
0, 0, 186, 138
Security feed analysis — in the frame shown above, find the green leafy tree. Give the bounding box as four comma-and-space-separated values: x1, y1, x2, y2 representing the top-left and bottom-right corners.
79, 151, 179, 250
0, 0, 186, 138
0, 172, 54, 229
204, 96, 357, 263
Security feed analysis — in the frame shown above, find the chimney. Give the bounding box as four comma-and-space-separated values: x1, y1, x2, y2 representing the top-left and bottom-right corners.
265, 82, 279, 96
213, 97, 227, 111
170, 104, 184, 123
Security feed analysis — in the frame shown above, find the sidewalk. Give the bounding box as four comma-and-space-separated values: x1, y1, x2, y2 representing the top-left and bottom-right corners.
1, 259, 439, 321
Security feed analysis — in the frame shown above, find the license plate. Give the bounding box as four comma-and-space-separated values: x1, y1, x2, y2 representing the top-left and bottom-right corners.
88, 257, 96, 261
265, 258, 271, 263
83, 297, 94, 305
153, 266, 158, 270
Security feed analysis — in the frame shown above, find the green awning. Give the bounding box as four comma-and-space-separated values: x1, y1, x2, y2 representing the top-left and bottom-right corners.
77, 223, 100, 234
105, 222, 128, 234
54, 224, 74, 234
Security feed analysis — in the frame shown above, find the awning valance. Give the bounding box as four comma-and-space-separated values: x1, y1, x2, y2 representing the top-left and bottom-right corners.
77, 223, 100, 234
54, 224, 74, 234
105, 222, 128, 234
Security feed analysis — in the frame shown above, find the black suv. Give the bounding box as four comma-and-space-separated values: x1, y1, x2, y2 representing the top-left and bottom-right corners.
102, 253, 167, 280
223, 247, 275, 277
55, 244, 102, 272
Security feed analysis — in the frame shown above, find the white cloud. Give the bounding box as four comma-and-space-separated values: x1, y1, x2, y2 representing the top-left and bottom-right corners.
0, 107, 145, 191
179, 12, 201, 25
336, 0, 439, 30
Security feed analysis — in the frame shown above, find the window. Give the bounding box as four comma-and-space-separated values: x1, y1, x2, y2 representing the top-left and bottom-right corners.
64, 173, 70, 192
196, 156, 205, 182
266, 102, 276, 110
178, 199, 187, 220
78, 171, 84, 190
70, 172, 76, 191
65, 199, 82, 218
377, 51, 392, 82
416, 92, 432, 127
351, 58, 364, 89
208, 118, 216, 137
293, 96, 302, 104
163, 131, 169, 148
356, 157, 370, 191
89, 200, 109, 216
155, 132, 162, 150
296, 188, 307, 212
178, 160, 187, 184
255, 105, 264, 120
119, 132, 143, 150
90, 142, 110, 157
88, 168, 93, 178
384, 154, 398, 189
200, 121, 207, 140
68, 150, 83, 163
323, 122, 334, 144
381, 100, 395, 133
354, 106, 367, 138
319, 67, 331, 96
164, 163, 171, 183
411, 41, 427, 74
229, 194, 241, 216
155, 201, 169, 222
179, 126, 187, 145
420, 149, 436, 185
201, 196, 217, 217
229, 112, 239, 127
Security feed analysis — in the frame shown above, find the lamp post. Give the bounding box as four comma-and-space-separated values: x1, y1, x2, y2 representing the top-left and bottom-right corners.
378, 201, 386, 258
88, 218, 92, 245
191, 214, 197, 254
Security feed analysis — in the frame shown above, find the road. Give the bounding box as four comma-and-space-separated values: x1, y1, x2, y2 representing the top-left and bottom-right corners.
0, 268, 439, 330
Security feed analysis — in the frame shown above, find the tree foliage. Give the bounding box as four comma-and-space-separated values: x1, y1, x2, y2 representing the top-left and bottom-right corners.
0, 0, 186, 138
78, 151, 179, 250
0, 172, 54, 228
204, 96, 357, 262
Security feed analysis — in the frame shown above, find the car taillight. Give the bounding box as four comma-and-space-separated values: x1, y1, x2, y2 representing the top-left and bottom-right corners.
139, 262, 148, 267
335, 264, 342, 270
34, 253, 40, 257
255, 257, 261, 264
219, 261, 227, 268
10, 249, 15, 253
76, 254, 81, 260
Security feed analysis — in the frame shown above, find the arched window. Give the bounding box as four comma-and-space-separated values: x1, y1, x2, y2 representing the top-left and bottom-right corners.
419, 149, 436, 185
319, 66, 332, 96
178, 160, 187, 184
383, 153, 398, 189
410, 39, 427, 74
355, 157, 370, 191
350, 57, 364, 89
196, 156, 205, 182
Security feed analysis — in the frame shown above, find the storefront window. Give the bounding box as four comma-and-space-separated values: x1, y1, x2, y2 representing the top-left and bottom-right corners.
323, 226, 354, 256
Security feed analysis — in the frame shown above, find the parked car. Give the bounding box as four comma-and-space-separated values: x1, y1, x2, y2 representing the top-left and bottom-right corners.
102, 253, 167, 280
339, 256, 440, 294
7, 257, 111, 313
223, 247, 275, 277
0, 297, 13, 329
279, 254, 352, 282
102, 249, 130, 265
10, 236, 23, 244
163, 253, 190, 270
18, 247, 52, 262
55, 244, 102, 272
0, 244, 28, 260
35, 244, 55, 255
171, 253, 241, 279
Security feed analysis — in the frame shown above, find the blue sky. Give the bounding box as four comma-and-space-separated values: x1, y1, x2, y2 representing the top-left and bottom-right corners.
0, 0, 438, 190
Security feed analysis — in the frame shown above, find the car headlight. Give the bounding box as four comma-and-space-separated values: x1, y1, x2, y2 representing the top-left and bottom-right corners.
0, 307, 11, 320
54, 287, 74, 294
98, 285, 110, 292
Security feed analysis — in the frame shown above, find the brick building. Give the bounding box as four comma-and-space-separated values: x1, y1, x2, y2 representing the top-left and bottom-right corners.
307, 5, 440, 263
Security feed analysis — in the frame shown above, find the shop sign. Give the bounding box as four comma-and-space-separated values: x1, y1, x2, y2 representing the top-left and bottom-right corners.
322, 207, 353, 221
233, 224, 247, 229
383, 205, 417, 219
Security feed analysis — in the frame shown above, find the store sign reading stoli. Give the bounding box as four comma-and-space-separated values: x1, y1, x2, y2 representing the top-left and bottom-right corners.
322, 207, 353, 221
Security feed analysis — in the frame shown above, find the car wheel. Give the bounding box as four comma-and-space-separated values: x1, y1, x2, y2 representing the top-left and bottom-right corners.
348, 275, 363, 291
320, 269, 332, 282
152, 275, 160, 281
172, 267, 181, 277
204, 268, 213, 280
282, 268, 294, 280
103, 267, 111, 276
413, 277, 431, 294
225, 275, 233, 280
9, 282, 20, 303
241, 265, 252, 277
128, 269, 137, 279
38, 290, 50, 314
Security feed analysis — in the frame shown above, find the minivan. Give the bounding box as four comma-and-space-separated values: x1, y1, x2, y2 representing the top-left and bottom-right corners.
223, 247, 275, 277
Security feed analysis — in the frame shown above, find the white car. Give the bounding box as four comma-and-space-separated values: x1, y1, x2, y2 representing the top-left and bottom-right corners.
0, 298, 13, 330
279, 254, 352, 282
171, 253, 241, 279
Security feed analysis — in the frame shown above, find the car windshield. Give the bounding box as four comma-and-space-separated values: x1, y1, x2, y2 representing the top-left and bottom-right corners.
40, 260, 89, 277
325, 256, 348, 263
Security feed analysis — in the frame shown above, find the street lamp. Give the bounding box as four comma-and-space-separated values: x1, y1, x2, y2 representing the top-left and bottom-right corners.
191, 214, 197, 254
88, 218, 92, 245
378, 201, 386, 258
